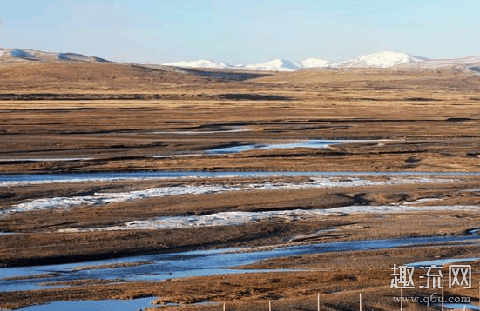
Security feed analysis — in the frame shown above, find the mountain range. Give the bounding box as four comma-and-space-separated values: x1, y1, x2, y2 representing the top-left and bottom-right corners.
1, 48, 479, 72
162, 50, 480, 71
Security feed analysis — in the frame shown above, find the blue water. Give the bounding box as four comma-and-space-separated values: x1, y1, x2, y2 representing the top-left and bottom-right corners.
20, 297, 154, 311
442, 303, 480, 310
2, 235, 479, 293
407, 257, 480, 268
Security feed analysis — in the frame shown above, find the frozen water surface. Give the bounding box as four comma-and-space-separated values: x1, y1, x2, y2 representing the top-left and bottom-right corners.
0, 158, 93, 163
206, 139, 392, 154
442, 303, 480, 310
407, 257, 479, 268
2, 176, 461, 215
1, 170, 477, 187
60, 205, 479, 231
1, 235, 479, 293
153, 127, 252, 135
20, 297, 155, 311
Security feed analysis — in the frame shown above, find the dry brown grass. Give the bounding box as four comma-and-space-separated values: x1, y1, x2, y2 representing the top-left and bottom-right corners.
1, 177, 479, 267
1, 63, 480, 310
0, 63, 479, 174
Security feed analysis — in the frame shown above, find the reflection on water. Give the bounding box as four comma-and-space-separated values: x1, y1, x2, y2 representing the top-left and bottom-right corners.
1, 170, 478, 186
0, 158, 93, 163
407, 257, 479, 268
442, 303, 480, 310
1, 235, 479, 293
20, 297, 154, 311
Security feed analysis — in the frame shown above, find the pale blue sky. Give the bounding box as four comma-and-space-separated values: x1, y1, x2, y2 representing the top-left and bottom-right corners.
1, 0, 479, 63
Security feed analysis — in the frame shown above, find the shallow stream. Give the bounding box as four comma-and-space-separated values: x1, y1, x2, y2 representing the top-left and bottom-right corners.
2, 235, 479, 293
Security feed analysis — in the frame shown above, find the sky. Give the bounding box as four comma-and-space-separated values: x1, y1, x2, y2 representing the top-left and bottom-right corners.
0, 0, 479, 64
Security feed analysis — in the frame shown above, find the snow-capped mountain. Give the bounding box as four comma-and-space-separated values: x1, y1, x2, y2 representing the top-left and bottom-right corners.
332, 51, 428, 68
2, 47, 479, 73
163, 58, 330, 71
160, 52, 431, 71
396, 55, 480, 70
162, 59, 229, 69
240, 58, 300, 71
0, 48, 109, 63
243, 58, 301, 70
300, 57, 331, 68
162, 58, 301, 71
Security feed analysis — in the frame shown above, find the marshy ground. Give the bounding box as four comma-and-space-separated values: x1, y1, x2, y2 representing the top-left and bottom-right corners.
0, 63, 479, 310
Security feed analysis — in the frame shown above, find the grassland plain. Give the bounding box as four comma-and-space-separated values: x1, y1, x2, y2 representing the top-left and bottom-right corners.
0, 63, 479, 310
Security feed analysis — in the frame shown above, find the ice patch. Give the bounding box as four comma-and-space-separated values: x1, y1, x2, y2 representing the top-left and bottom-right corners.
403, 197, 446, 205
407, 257, 479, 268
152, 128, 252, 135
0, 232, 18, 235
206, 139, 393, 154
460, 189, 480, 193
0, 170, 473, 187
4, 184, 231, 214
2, 176, 457, 215
467, 228, 479, 235
60, 205, 479, 231
0, 175, 179, 187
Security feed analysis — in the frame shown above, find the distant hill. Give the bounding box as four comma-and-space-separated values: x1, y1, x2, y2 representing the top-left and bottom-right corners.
0, 48, 109, 63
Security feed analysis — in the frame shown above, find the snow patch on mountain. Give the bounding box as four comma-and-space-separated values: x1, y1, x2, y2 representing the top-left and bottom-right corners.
57, 53, 109, 63
300, 57, 331, 68
162, 59, 229, 69
162, 58, 301, 71
333, 51, 428, 68
0, 48, 109, 63
397, 55, 480, 71
161, 52, 430, 71
240, 58, 301, 71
